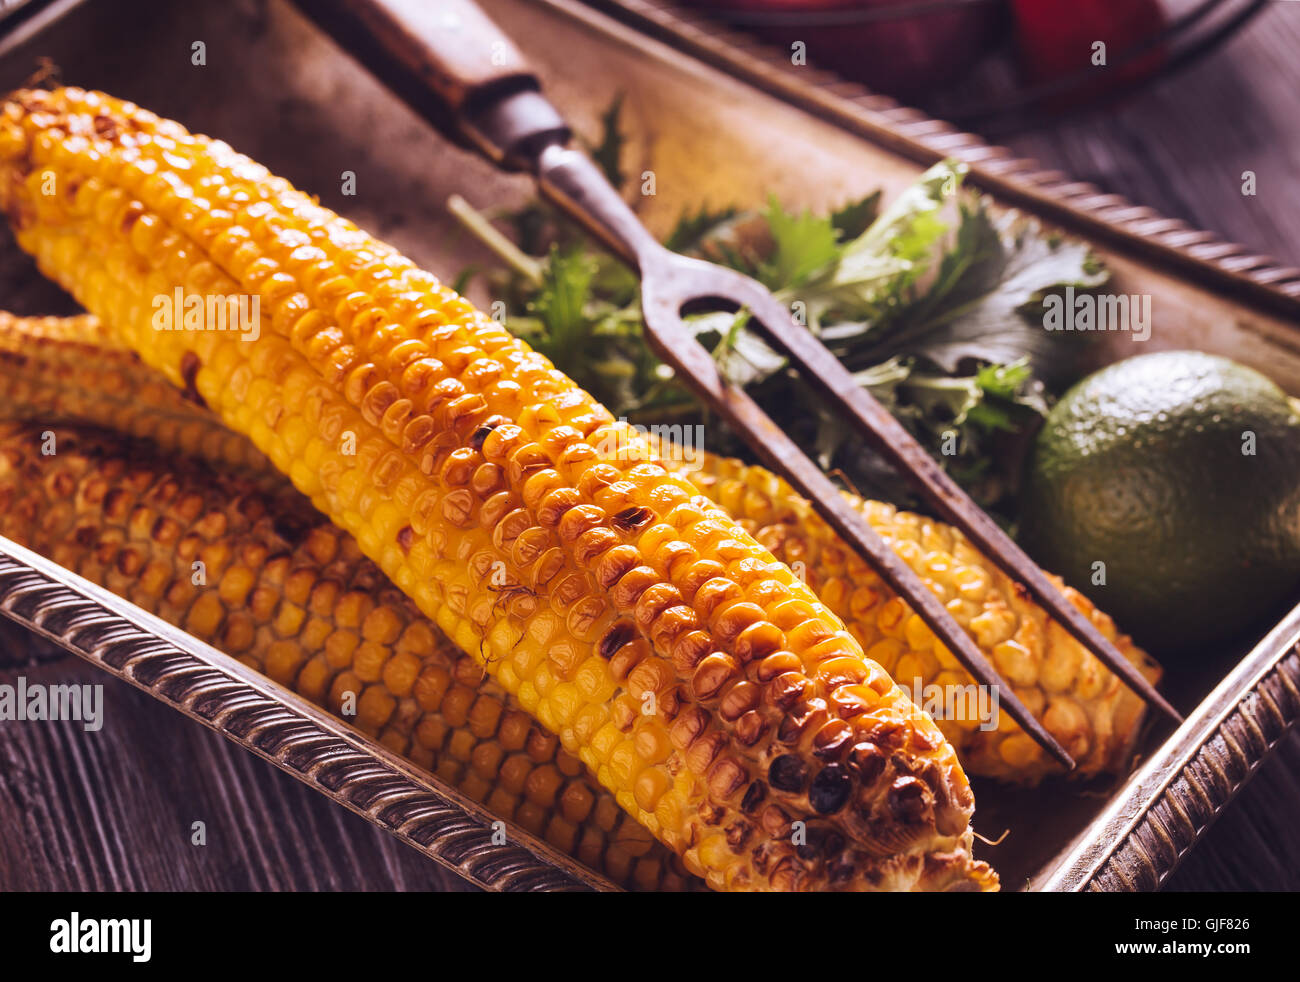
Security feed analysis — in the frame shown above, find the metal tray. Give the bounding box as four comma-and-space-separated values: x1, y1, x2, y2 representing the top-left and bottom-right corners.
0, 0, 1297, 891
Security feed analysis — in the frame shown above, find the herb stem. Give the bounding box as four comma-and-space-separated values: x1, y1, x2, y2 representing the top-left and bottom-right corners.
447, 194, 545, 288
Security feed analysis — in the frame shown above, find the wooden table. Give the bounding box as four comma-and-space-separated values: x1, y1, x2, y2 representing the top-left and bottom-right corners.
0, 0, 1297, 892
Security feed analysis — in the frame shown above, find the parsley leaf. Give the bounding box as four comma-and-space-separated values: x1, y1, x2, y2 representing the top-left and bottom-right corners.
759, 197, 841, 290
665, 204, 739, 254
531, 246, 595, 356
830, 190, 881, 241
885, 204, 1109, 373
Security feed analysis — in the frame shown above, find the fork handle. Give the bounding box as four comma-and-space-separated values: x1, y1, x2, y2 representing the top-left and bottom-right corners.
296, 0, 570, 168
298, 0, 661, 265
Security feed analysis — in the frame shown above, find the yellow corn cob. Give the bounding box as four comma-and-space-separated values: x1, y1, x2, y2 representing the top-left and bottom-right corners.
0, 310, 272, 477
2, 310, 1160, 783
0, 88, 998, 890
0, 419, 699, 891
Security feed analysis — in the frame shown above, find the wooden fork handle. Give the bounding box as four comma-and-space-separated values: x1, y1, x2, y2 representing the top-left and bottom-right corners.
337, 0, 530, 110
297, 0, 570, 167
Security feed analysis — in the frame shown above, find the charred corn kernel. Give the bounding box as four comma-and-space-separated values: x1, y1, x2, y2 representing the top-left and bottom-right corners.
0, 91, 996, 891
0, 421, 697, 892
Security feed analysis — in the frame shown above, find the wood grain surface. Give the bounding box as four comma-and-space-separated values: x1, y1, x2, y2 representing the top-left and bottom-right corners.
0, 0, 1297, 892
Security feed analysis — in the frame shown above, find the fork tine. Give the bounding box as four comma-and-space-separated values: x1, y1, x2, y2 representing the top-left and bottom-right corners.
734, 285, 1182, 725
638, 306, 1076, 769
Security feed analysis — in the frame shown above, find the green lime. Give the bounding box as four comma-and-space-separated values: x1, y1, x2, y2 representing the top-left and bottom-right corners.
1019, 350, 1300, 652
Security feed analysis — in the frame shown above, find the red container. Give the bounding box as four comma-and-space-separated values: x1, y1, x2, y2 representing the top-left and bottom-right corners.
680, 0, 1004, 97
1012, 0, 1168, 109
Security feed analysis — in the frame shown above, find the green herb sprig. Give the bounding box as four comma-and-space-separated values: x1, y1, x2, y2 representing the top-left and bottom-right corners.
451, 102, 1107, 515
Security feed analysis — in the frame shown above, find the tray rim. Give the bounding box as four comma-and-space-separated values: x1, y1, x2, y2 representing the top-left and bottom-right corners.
1037, 605, 1300, 891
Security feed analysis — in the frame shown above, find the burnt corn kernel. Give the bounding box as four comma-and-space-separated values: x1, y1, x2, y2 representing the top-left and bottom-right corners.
795, 825, 826, 862
611, 506, 655, 532
0, 89, 1003, 890
809, 764, 852, 814
679, 452, 1163, 786
888, 776, 932, 824
740, 780, 766, 814
813, 718, 854, 760
469, 416, 507, 452
767, 754, 808, 793
848, 742, 887, 786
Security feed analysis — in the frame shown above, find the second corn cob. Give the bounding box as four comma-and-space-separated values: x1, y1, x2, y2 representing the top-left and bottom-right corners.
0, 87, 998, 890
4, 308, 1159, 783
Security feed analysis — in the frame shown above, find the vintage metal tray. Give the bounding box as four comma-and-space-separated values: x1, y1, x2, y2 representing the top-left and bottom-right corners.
0, 0, 1297, 891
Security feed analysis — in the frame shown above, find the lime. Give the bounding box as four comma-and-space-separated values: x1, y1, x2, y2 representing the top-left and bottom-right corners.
1019, 350, 1300, 652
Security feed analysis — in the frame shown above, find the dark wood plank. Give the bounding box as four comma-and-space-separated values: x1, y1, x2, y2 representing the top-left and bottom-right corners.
1162, 730, 1300, 892
1001, 4, 1300, 268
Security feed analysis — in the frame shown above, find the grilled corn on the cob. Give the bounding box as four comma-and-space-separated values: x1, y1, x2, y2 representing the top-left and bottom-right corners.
0, 87, 997, 890
3, 309, 1159, 782
0, 419, 698, 890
